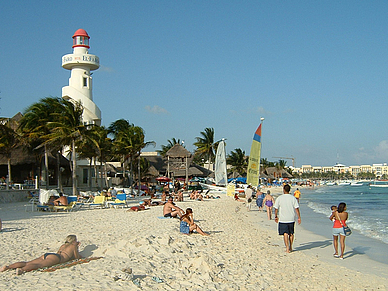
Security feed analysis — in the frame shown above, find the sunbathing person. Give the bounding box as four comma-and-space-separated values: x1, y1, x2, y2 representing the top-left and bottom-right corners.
128, 205, 147, 212
163, 196, 184, 218
180, 208, 209, 236
0, 235, 82, 275
53, 193, 68, 206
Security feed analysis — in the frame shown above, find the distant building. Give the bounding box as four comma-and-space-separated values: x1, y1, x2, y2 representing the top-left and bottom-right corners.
293, 163, 388, 178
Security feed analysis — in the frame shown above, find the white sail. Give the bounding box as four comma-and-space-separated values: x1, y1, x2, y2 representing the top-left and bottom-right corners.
215, 140, 228, 186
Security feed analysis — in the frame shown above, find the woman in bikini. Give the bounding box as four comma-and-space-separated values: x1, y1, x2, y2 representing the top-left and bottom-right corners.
262, 190, 275, 220
0, 235, 82, 275
180, 208, 209, 236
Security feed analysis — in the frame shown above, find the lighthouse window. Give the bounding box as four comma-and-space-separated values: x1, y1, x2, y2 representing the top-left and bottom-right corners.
83, 77, 88, 87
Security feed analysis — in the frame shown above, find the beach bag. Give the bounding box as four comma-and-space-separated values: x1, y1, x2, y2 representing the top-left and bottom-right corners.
248, 198, 252, 203
343, 226, 352, 236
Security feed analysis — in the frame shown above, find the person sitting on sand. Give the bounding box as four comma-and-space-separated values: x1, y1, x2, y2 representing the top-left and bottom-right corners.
190, 190, 196, 200
163, 196, 184, 218
53, 193, 68, 206
234, 193, 244, 202
194, 191, 204, 201
180, 208, 209, 236
177, 189, 184, 202
0, 235, 82, 275
161, 191, 168, 202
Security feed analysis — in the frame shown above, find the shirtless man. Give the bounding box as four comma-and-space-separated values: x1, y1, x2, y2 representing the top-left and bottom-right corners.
54, 193, 68, 206
163, 196, 184, 218
1, 235, 82, 275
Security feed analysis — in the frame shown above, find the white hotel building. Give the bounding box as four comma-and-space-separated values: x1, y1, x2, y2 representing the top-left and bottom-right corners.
293, 163, 388, 178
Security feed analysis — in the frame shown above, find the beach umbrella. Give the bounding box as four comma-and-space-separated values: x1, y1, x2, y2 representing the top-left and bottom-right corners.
156, 176, 172, 182
134, 185, 149, 190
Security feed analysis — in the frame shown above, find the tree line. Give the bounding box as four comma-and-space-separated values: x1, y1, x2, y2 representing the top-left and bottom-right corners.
0, 97, 289, 193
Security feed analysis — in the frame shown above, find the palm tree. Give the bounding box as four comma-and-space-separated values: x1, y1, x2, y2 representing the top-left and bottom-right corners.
19, 97, 63, 189
44, 99, 85, 196
194, 127, 216, 170
275, 159, 287, 179
0, 122, 19, 189
157, 138, 182, 157
110, 120, 155, 190
108, 119, 131, 185
226, 148, 247, 176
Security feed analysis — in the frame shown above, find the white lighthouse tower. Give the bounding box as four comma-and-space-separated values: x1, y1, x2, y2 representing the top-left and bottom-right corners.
62, 29, 101, 125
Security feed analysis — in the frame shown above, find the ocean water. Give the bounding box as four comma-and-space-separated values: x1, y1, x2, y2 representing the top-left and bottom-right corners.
299, 184, 388, 265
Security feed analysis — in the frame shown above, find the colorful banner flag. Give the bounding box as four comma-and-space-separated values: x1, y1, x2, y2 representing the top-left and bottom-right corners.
246, 124, 262, 187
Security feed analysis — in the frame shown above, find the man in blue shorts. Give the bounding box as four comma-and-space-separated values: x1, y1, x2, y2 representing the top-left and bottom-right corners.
274, 184, 301, 253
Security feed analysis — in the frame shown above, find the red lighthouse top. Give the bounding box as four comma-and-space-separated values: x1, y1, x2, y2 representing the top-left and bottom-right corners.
72, 29, 90, 48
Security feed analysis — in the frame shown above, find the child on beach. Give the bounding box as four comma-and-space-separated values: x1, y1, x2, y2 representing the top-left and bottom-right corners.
329, 205, 338, 221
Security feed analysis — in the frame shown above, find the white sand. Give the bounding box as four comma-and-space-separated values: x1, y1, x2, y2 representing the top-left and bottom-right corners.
1, 192, 387, 290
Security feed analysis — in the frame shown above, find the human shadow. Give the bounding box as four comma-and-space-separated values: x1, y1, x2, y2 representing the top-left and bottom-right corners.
80, 244, 98, 257
294, 239, 332, 251
0, 227, 26, 232
207, 230, 223, 234
343, 246, 370, 259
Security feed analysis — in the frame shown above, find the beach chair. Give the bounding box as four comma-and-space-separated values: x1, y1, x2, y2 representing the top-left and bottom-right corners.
110, 193, 127, 209
53, 202, 77, 212
88, 195, 106, 209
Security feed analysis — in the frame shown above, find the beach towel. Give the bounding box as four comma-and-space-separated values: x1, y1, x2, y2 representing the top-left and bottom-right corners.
40, 257, 103, 272
158, 216, 173, 219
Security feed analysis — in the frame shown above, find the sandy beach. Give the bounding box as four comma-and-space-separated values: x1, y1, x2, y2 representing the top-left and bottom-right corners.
1, 189, 388, 290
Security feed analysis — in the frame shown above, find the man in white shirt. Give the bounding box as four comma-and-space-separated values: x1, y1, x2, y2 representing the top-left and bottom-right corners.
274, 184, 301, 253
245, 185, 253, 211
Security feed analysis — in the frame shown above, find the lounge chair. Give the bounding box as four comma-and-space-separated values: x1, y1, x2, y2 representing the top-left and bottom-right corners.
88, 195, 106, 209
110, 193, 127, 209
53, 202, 77, 212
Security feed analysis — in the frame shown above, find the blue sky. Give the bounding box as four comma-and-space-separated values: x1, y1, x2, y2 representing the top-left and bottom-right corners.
1, 1, 388, 167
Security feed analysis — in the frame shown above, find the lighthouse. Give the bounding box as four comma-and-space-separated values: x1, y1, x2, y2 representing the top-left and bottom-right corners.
62, 29, 101, 125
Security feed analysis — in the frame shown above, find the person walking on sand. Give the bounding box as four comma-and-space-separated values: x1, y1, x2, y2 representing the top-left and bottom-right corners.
180, 208, 209, 236
293, 188, 301, 203
329, 202, 348, 259
255, 188, 265, 211
245, 185, 253, 211
274, 184, 301, 253
262, 190, 275, 220
0, 235, 82, 275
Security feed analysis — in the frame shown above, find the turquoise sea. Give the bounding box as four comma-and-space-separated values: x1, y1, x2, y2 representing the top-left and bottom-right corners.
299, 184, 388, 265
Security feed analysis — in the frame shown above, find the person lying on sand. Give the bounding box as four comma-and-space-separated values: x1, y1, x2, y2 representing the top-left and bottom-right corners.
127, 205, 147, 212
180, 208, 209, 236
0, 235, 82, 275
163, 196, 184, 218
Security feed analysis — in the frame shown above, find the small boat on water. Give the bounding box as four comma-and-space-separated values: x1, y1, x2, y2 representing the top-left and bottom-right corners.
326, 182, 336, 186
369, 183, 388, 188
338, 182, 351, 186
369, 180, 388, 188
350, 182, 363, 186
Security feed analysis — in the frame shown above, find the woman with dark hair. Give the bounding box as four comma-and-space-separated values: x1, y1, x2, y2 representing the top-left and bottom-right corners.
1, 235, 82, 275
180, 208, 209, 236
330, 202, 348, 259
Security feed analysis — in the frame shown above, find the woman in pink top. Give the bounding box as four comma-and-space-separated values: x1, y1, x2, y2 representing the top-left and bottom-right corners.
329, 202, 348, 259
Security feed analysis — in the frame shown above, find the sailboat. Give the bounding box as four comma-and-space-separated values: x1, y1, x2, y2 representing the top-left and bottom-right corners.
214, 139, 228, 186
199, 139, 228, 193
246, 119, 264, 187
